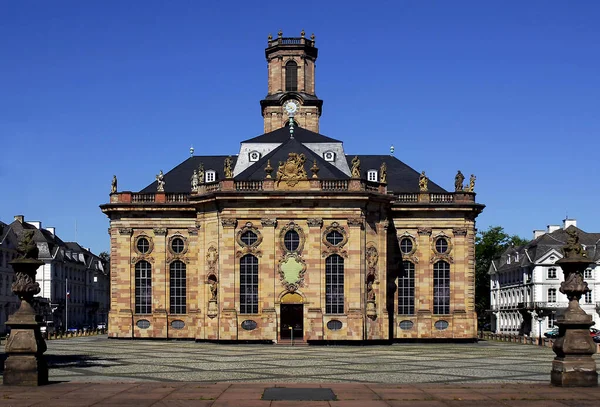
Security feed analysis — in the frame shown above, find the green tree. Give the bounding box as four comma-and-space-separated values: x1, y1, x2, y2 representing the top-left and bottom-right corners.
98, 251, 110, 262
475, 226, 528, 318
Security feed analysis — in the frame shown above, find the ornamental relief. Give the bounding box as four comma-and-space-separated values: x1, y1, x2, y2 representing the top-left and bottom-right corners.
236, 247, 262, 258
278, 252, 307, 292
276, 152, 307, 187
131, 256, 155, 264
166, 256, 191, 265
206, 245, 218, 272
235, 222, 263, 248
430, 254, 454, 264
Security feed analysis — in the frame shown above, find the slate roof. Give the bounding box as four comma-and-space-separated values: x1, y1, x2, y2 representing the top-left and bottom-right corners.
242, 126, 340, 144
347, 155, 447, 194
490, 225, 600, 274
236, 138, 348, 181
139, 156, 238, 193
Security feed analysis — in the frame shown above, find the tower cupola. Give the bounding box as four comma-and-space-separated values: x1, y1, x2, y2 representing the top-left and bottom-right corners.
260, 30, 323, 133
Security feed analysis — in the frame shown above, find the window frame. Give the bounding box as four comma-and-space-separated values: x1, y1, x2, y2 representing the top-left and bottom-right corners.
205, 170, 216, 183
169, 260, 187, 314
367, 169, 378, 182
135, 260, 152, 314
240, 254, 259, 314
433, 261, 450, 315
325, 254, 345, 314
398, 261, 415, 315
285, 60, 298, 92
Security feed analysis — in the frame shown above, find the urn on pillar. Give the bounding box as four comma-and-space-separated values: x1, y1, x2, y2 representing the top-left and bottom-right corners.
551, 228, 597, 387
4, 230, 48, 386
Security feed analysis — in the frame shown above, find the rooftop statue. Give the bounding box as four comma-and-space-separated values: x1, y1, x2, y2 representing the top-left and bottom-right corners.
419, 171, 428, 192
224, 156, 233, 179
454, 170, 465, 192
111, 175, 117, 194
466, 174, 476, 193
379, 162, 387, 183
156, 170, 165, 192
351, 156, 361, 178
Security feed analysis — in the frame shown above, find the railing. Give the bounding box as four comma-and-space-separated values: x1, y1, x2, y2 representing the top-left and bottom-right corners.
321, 180, 348, 191
166, 193, 188, 202
280, 37, 302, 44
235, 181, 263, 191
132, 193, 155, 203
430, 193, 454, 203
518, 302, 569, 310
396, 193, 418, 203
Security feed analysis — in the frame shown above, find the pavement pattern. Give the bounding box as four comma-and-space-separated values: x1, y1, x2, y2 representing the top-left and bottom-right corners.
1, 336, 599, 406
12, 335, 597, 384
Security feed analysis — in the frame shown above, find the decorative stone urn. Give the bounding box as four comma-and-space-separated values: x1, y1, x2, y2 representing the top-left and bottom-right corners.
551, 229, 597, 387
4, 231, 48, 386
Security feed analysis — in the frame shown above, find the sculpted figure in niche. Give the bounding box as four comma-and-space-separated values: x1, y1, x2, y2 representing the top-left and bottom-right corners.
224, 156, 233, 178
367, 280, 375, 302
419, 171, 428, 192
454, 170, 464, 192
351, 156, 361, 178
156, 170, 165, 192
208, 278, 218, 301
111, 175, 117, 194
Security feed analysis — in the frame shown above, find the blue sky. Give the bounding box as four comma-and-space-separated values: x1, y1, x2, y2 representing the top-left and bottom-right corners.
1, 1, 599, 254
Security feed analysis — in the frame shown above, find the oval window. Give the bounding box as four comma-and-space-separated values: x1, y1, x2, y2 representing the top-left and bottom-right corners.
284, 230, 300, 251
327, 320, 343, 331
326, 231, 344, 246
136, 319, 150, 329
171, 237, 185, 254
136, 237, 150, 254
435, 238, 449, 254
171, 320, 185, 329
241, 231, 258, 246
399, 237, 414, 255
434, 320, 449, 330
399, 320, 414, 330
241, 320, 257, 331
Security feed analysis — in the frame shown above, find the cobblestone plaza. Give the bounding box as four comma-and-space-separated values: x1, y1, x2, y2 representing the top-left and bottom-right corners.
17, 335, 598, 384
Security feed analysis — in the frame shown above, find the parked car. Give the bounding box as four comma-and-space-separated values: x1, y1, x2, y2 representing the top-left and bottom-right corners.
589, 328, 599, 337
592, 334, 600, 344
544, 327, 560, 338
97, 322, 107, 330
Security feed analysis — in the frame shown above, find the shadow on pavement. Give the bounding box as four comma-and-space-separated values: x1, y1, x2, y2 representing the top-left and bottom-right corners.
0, 353, 107, 374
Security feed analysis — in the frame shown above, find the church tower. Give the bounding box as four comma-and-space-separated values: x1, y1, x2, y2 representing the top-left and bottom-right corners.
261, 30, 323, 133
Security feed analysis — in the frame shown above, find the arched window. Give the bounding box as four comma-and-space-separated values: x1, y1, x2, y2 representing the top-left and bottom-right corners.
398, 261, 415, 315
170, 260, 186, 314
325, 254, 344, 314
285, 60, 298, 91
135, 260, 152, 314
433, 261, 450, 314
240, 254, 258, 314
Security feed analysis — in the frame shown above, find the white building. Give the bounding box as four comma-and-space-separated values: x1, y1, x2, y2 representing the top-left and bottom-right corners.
1, 215, 110, 331
489, 219, 600, 338
0, 221, 20, 335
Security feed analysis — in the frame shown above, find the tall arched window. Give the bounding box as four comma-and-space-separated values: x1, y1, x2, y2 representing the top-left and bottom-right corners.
325, 254, 344, 314
433, 261, 450, 314
170, 260, 186, 314
398, 261, 415, 315
240, 254, 258, 314
135, 260, 152, 314
285, 60, 298, 91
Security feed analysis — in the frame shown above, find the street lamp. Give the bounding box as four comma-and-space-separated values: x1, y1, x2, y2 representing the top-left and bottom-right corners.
537, 316, 544, 346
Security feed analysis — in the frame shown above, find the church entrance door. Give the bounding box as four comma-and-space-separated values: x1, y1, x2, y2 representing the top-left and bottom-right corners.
280, 304, 303, 340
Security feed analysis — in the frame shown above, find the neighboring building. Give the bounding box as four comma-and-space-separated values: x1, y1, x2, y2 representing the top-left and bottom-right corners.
0, 215, 110, 332
489, 219, 600, 338
0, 220, 20, 335
101, 32, 484, 342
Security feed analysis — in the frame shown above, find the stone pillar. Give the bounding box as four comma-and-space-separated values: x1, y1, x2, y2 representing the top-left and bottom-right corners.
550, 230, 598, 387
4, 239, 48, 385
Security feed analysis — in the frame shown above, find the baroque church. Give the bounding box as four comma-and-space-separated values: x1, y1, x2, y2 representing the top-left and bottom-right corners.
101, 31, 484, 342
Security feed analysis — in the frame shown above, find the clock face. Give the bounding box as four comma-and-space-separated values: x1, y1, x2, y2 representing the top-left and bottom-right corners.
284, 100, 298, 115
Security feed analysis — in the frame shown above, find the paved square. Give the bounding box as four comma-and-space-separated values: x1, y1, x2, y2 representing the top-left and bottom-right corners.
2, 335, 596, 384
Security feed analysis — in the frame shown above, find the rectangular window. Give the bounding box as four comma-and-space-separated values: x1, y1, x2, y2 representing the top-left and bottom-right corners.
240, 255, 258, 314
169, 261, 187, 314
135, 261, 152, 314
205, 171, 216, 183
367, 170, 378, 182
433, 261, 450, 314
548, 288, 556, 303
548, 313, 556, 328
584, 291, 592, 304
398, 261, 415, 315
325, 255, 344, 314
548, 268, 557, 279
584, 268, 592, 279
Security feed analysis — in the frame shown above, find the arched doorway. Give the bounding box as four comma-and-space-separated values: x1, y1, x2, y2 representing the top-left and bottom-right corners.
280, 292, 303, 340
